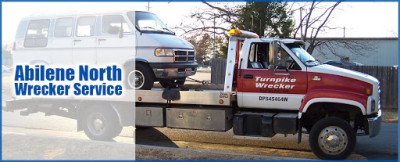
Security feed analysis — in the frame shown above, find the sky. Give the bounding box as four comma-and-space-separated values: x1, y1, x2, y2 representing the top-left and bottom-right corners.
2, 2, 398, 44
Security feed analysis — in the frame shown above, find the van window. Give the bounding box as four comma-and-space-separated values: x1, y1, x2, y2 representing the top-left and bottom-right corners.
24, 19, 50, 48
102, 15, 131, 35
128, 11, 173, 35
16, 20, 29, 39
54, 18, 74, 37
76, 16, 96, 37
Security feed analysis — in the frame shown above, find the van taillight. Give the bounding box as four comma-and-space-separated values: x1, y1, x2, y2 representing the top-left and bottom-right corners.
12, 42, 16, 51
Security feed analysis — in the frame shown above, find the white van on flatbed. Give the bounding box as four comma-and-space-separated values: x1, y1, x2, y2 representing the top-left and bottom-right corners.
12, 10, 198, 90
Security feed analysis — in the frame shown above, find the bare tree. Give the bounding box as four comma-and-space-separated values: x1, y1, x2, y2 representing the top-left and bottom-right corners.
291, 1, 376, 60
292, 1, 341, 54
175, 2, 241, 36
314, 38, 376, 60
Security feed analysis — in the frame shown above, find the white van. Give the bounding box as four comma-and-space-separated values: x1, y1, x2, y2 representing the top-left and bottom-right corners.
12, 11, 197, 90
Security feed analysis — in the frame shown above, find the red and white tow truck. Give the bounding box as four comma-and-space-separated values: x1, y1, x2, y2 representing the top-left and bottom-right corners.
5, 29, 381, 160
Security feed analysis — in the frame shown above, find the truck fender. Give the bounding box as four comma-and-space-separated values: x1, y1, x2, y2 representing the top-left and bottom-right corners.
300, 98, 366, 117
298, 90, 367, 118
30, 60, 49, 65
123, 58, 148, 68
109, 103, 123, 127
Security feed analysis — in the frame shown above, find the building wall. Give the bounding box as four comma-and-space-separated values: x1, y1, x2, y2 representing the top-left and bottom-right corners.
310, 38, 398, 66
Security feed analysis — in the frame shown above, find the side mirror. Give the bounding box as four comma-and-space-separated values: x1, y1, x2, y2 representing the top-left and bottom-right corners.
268, 65, 275, 72
269, 40, 280, 71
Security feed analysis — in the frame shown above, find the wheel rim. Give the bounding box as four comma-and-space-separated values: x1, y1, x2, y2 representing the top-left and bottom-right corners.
128, 70, 145, 89
318, 126, 348, 155
87, 112, 106, 136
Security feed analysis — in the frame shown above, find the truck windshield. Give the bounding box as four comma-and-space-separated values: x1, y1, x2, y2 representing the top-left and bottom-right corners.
287, 45, 319, 67
128, 11, 174, 35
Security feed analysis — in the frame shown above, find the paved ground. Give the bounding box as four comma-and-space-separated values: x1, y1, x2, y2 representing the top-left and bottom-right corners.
136, 144, 308, 160
2, 130, 307, 160
2, 133, 135, 160
136, 122, 397, 160
355, 123, 398, 160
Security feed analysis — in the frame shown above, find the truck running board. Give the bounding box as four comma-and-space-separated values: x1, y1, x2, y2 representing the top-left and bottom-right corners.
232, 135, 272, 141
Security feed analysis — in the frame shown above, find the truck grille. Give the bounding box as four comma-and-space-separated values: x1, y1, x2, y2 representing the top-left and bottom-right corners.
174, 50, 195, 62
378, 82, 381, 108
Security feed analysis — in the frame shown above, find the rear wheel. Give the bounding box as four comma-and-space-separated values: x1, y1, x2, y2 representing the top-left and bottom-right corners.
83, 106, 122, 141
309, 117, 356, 160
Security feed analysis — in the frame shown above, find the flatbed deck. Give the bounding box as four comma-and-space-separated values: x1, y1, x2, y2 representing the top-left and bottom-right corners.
135, 89, 233, 106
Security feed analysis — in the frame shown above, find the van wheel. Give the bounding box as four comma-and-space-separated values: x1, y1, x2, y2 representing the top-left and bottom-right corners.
159, 78, 186, 88
309, 117, 356, 160
125, 64, 154, 90
83, 106, 122, 141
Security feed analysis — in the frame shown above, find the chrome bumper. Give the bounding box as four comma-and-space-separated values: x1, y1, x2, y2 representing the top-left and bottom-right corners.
153, 68, 197, 78
368, 110, 382, 138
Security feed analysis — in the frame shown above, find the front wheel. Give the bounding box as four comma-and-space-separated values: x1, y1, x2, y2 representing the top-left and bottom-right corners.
309, 117, 356, 160
125, 63, 154, 90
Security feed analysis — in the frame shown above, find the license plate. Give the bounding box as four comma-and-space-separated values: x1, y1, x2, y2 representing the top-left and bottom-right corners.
185, 68, 192, 75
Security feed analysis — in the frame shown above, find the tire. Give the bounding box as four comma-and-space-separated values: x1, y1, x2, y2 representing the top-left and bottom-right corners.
309, 117, 356, 160
83, 106, 123, 141
125, 63, 154, 90
159, 78, 186, 88
177, 77, 186, 85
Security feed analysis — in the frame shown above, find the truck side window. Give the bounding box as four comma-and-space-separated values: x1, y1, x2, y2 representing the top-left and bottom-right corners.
24, 19, 50, 48
76, 16, 96, 37
54, 18, 74, 37
248, 43, 269, 69
102, 15, 131, 35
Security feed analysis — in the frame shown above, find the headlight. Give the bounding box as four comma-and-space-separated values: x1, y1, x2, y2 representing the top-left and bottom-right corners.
155, 48, 174, 56
371, 99, 376, 112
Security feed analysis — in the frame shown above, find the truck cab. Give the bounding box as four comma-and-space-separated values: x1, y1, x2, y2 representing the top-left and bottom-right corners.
236, 37, 381, 116
229, 29, 381, 159
12, 10, 197, 90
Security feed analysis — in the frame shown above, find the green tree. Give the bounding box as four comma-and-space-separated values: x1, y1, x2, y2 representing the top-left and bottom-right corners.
233, 2, 294, 38
186, 33, 213, 65
215, 34, 229, 59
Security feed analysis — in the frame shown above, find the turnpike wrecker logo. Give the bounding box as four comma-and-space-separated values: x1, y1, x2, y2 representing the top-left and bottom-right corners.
255, 76, 295, 102
13, 65, 123, 97
254, 76, 296, 89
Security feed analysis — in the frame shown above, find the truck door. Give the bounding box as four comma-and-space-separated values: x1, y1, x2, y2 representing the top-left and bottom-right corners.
73, 16, 97, 65
237, 42, 307, 110
96, 15, 135, 65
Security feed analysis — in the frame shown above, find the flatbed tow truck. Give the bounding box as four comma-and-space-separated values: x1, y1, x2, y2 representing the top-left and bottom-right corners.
5, 29, 381, 159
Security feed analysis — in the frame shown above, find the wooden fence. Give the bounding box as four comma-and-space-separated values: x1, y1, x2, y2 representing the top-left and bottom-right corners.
210, 58, 227, 85
211, 59, 398, 109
